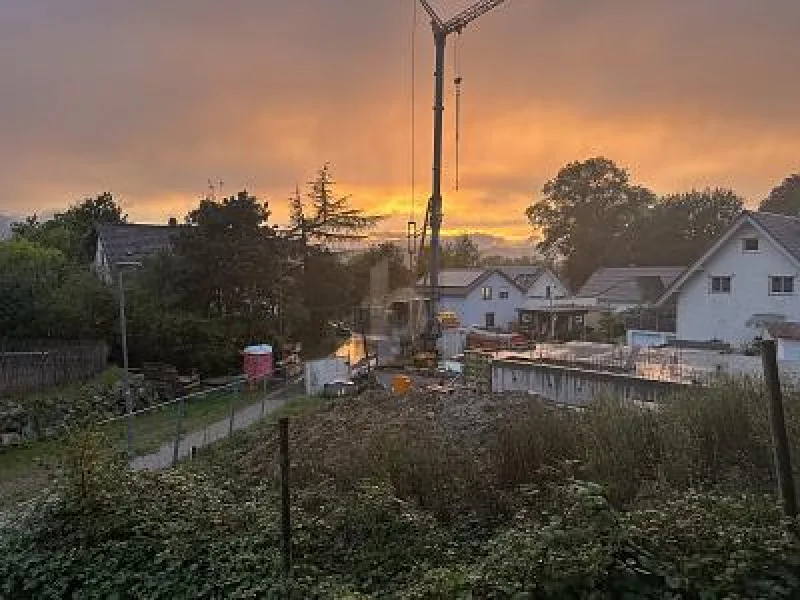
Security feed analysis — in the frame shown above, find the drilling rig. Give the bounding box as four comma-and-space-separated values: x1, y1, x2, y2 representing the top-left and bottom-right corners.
413, 0, 507, 361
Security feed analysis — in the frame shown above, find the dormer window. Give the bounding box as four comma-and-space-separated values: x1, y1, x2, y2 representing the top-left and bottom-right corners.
743, 237, 759, 252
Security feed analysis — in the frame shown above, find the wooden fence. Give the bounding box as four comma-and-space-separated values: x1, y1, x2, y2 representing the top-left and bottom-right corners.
0, 341, 109, 397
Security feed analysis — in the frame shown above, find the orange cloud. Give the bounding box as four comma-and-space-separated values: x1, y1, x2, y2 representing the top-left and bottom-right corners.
1, 0, 799, 245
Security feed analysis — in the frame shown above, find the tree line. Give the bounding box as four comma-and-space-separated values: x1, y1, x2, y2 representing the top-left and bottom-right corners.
7, 156, 797, 372
0, 166, 402, 374
527, 157, 800, 288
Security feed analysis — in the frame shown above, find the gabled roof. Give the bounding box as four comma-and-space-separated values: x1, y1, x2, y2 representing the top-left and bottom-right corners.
749, 211, 800, 263
578, 267, 685, 305
416, 268, 525, 297
495, 265, 545, 290
657, 211, 800, 306
97, 223, 179, 269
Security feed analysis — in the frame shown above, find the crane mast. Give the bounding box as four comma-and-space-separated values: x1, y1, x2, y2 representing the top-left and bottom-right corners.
417, 0, 506, 353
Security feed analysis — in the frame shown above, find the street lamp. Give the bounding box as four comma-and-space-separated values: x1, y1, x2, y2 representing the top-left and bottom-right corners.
116, 260, 142, 455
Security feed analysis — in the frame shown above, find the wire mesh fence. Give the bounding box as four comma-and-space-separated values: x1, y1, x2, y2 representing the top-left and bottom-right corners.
97, 376, 281, 469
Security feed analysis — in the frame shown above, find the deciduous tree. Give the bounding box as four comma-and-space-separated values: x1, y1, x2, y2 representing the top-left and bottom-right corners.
759, 174, 800, 217
12, 192, 126, 263
527, 157, 654, 287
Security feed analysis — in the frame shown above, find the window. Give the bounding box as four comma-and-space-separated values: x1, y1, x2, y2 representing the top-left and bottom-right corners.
481, 286, 492, 300
742, 237, 759, 252
499, 287, 509, 299
770, 276, 795, 294
710, 276, 732, 294
485, 312, 495, 327
545, 285, 552, 299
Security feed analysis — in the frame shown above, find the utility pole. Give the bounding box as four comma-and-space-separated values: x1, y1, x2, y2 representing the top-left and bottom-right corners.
418, 0, 506, 351
116, 260, 142, 456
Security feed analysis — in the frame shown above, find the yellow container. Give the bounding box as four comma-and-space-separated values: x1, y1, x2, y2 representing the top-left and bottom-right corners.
392, 375, 412, 395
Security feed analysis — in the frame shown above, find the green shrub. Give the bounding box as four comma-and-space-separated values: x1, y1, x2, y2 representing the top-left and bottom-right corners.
657, 378, 776, 491
4, 382, 800, 598
491, 401, 582, 489
624, 490, 800, 599
579, 397, 663, 505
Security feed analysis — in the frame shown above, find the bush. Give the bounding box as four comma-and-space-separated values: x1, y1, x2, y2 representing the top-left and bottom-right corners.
4, 384, 800, 598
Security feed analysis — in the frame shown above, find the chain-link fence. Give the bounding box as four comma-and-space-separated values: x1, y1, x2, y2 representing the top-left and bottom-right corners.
97, 376, 285, 469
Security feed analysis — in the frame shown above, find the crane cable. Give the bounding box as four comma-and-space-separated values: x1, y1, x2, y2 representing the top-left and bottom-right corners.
410, 0, 417, 226
454, 32, 463, 191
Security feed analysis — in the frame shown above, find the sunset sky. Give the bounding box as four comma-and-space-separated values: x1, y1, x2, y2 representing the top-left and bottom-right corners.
1, 0, 799, 242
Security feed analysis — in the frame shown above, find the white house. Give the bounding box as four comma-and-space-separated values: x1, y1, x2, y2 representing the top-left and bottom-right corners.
657, 211, 800, 349
496, 265, 570, 302
416, 268, 527, 330
518, 266, 682, 340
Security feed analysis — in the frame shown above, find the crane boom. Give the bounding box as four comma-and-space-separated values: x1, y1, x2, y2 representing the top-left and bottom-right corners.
445, 0, 506, 34
418, 0, 444, 30
416, 0, 507, 355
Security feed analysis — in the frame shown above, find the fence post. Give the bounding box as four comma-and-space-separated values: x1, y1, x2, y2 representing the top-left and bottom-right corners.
761, 339, 798, 536
172, 395, 185, 466
279, 417, 292, 577
261, 376, 267, 418
228, 382, 237, 438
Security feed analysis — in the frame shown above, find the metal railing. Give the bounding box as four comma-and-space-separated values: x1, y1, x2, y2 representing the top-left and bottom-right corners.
97, 375, 285, 469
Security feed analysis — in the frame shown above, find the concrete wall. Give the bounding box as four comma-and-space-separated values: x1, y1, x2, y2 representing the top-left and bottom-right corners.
304, 357, 350, 396
777, 338, 800, 362
491, 359, 687, 405
438, 328, 468, 359
627, 330, 677, 348
527, 269, 570, 300
676, 222, 800, 348
439, 272, 525, 330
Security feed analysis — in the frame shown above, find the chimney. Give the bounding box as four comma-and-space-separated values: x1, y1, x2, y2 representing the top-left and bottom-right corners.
168, 217, 178, 227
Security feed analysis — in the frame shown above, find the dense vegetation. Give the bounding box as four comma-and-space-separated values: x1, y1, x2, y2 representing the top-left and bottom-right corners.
526, 157, 746, 287
3, 380, 800, 598
2, 166, 396, 374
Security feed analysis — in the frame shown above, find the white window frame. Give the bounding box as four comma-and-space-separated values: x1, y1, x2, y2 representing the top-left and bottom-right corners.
481, 286, 493, 300
710, 275, 732, 294
769, 275, 795, 295
742, 237, 759, 253
485, 312, 495, 327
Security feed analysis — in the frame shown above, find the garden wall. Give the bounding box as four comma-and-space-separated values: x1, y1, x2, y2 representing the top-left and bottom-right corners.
491, 358, 688, 405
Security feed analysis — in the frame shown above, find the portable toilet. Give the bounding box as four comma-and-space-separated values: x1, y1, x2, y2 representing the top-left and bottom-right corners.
243, 344, 274, 382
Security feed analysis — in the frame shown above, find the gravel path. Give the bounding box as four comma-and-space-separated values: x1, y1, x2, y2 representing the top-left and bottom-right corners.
130, 381, 303, 471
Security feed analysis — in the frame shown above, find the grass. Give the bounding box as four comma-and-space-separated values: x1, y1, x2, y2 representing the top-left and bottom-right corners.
4, 381, 800, 598
99, 385, 269, 455
189, 377, 800, 515
0, 378, 297, 509
0, 368, 124, 509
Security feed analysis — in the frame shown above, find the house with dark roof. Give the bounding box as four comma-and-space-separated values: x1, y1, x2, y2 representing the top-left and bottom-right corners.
496, 265, 570, 301
657, 211, 800, 348
577, 267, 685, 312
94, 223, 179, 284
415, 268, 527, 330
517, 266, 684, 341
